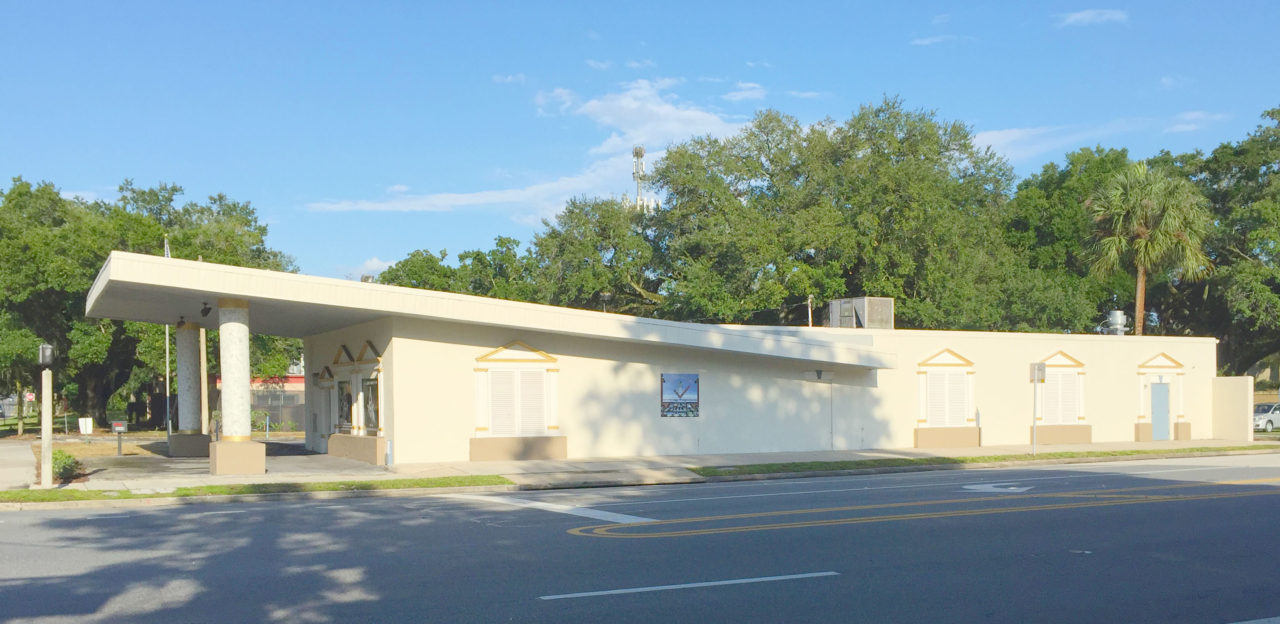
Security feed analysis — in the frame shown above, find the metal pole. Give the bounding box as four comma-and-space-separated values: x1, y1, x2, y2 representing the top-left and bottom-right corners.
1032, 380, 1039, 457
807, 295, 813, 327
164, 235, 171, 442
165, 324, 171, 443
40, 369, 52, 488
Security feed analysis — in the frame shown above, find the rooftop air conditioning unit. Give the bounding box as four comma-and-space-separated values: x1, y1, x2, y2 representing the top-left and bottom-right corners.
825, 297, 894, 329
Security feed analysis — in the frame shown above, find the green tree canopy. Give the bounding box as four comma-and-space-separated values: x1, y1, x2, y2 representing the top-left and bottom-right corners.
1088, 162, 1212, 335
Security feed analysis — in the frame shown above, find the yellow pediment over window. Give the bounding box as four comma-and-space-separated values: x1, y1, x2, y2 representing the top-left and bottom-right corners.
1139, 352, 1184, 369
331, 345, 356, 366
316, 366, 334, 380
1041, 350, 1084, 368
918, 348, 974, 368
476, 341, 557, 364
356, 340, 382, 362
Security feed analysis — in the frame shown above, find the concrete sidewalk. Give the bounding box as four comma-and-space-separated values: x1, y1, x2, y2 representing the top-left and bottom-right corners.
3, 438, 1277, 499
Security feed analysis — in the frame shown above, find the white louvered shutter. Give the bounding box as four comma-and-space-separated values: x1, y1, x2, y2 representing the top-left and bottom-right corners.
926, 372, 948, 426
946, 372, 968, 427
490, 371, 517, 436
518, 370, 546, 435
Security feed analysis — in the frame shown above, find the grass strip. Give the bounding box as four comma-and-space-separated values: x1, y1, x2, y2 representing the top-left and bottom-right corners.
689, 445, 1280, 477
0, 475, 512, 504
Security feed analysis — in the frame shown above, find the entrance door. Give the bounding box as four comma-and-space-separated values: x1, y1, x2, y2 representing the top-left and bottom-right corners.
1152, 383, 1171, 441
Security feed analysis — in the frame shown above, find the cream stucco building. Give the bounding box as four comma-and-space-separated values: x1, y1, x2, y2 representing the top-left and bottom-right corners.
86, 252, 1253, 474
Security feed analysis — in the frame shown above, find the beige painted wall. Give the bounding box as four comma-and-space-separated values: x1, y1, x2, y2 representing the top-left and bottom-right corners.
1213, 376, 1254, 442
864, 329, 1217, 447
306, 317, 1221, 464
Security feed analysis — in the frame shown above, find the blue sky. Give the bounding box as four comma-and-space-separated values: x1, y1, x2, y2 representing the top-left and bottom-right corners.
2, 1, 1276, 278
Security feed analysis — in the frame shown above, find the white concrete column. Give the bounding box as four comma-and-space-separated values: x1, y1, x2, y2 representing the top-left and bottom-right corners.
175, 323, 201, 433
218, 299, 251, 441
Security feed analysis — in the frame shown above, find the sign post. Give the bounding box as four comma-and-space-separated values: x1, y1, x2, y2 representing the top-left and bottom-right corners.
111, 420, 127, 456
1030, 362, 1046, 456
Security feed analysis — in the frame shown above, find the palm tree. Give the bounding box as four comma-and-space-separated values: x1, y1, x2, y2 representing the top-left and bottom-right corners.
1089, 162, 1211, 335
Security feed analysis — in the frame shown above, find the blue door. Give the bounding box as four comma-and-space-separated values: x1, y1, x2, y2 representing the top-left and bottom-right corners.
1152, 383, 1171, 441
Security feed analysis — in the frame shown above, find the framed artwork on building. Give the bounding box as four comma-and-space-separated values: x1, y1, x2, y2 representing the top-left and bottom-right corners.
660, 373, 699, 417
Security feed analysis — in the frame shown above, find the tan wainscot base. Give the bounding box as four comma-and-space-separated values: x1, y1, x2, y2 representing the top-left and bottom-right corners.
1134, 422, 1192, 441
1029, 424, 1092, 445
471, 436, 568, 461
914, 427, 981, 448
328, 434, 388, 466
1176, 422, 1191, 440
168, 433, 211, 457
210, 440, 266, 475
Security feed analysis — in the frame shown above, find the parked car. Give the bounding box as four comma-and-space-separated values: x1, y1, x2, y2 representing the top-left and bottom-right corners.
1255, 403, 1280, 432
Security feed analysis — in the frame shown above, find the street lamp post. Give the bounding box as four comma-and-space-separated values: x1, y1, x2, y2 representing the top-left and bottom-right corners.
38, 343, 53, 488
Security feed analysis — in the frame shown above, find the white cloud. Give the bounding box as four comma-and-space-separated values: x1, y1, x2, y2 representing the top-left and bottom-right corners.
974, 119, 1144, 164
787, 91, 821, 99
625, 59, 656, 69
932, 14, 951, 24
386, 184, 409, 193
59, 190, 101, 202
745, 60, 773, 69
491, 73, 526, 84
308, 79, 744, 218
585, 59, 613, 70
910, 35, 957, 46
1159, 75, 1187, 89
577, 78, 739, 155
1056, 9, 1128, 27
723, 81, 767, 102
1175, 111, 1228, 122
357, 257, 394, 275
534, 87, 577, 116
1163, 110, 1228, 133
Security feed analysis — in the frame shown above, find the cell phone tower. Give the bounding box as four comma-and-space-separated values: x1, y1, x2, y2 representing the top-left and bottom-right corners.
632, 145, 647, 212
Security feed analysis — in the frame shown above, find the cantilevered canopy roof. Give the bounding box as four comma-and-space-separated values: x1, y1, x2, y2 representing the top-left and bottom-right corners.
86, 251, 895, 369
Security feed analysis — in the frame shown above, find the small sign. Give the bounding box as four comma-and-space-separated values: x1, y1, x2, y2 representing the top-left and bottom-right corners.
660, 373, 700, 417
24, 392, 35, 402
111, 421, 127, 433
1030, 362, 1047, 384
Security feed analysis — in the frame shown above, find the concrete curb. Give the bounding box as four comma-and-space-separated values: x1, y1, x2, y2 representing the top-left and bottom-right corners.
0, 484, 520, 512
3, 447, 1278, 511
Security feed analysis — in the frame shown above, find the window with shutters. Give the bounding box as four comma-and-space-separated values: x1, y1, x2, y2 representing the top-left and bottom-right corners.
1042, 371, 1081, 425
1038, 351, 1086, 426
486, 369, 548, 436
474, 341, 559, 438
917, 348, 975, 428
925, 370, 970, 427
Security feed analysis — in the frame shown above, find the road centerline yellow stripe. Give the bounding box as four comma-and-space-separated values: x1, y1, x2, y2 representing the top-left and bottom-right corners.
569, 479, 1280, 539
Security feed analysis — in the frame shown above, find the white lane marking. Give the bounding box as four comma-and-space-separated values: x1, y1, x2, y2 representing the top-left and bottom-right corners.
90, 515, 130, 519
1227, 618, 1280, 624
587, 466, 1236, 508
196, 510, 246, 516
439, 494, 654, 524
962, 483, 1033, 493
539, 571, 840, 600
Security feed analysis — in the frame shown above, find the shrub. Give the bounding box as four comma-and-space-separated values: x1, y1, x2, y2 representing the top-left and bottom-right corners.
52, 450, 82, 481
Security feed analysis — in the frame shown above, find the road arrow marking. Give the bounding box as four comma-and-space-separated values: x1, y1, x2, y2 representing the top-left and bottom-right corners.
962, 483, 1033, 493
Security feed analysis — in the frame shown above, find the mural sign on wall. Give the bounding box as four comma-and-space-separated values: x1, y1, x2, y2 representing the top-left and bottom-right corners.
661, 373, 699, 417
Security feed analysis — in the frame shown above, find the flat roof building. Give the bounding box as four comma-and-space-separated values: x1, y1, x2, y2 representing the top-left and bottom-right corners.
86, 251, 1252, 474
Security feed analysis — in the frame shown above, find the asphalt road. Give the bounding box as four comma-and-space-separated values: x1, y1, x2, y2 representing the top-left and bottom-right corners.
4, 454, 1280, 623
